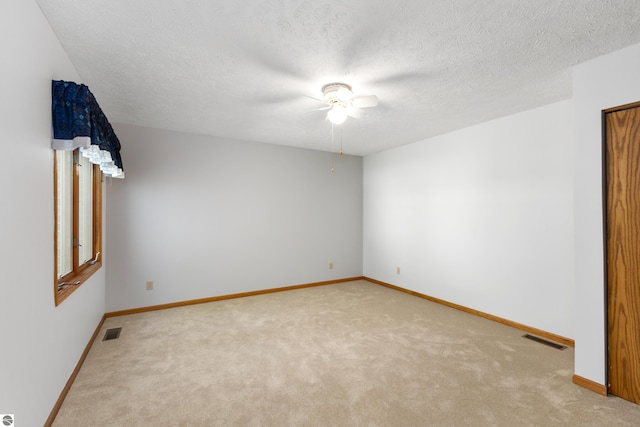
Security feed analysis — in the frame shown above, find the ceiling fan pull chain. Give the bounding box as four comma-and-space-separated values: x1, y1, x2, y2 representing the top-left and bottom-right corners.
331, 123, 335, 173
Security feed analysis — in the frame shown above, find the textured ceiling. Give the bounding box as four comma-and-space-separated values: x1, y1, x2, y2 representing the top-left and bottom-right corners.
37, 0, 640, 156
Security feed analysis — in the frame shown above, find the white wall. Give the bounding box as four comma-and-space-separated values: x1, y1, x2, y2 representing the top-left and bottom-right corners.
105, 124, 363, 312
0, 1, 106, 426
363, 100, 574, 338
573, 42, 640, 385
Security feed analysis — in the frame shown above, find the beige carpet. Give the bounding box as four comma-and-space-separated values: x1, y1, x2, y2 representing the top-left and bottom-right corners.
53, 280, 640, 426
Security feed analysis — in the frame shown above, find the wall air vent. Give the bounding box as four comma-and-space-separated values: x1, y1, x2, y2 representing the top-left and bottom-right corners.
522, 334, 566, 350
103, 327, 122, 341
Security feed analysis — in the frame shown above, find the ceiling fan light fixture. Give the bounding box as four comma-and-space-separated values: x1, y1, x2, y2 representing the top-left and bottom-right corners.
319, 82, 377, 125
327, 105, 348, 125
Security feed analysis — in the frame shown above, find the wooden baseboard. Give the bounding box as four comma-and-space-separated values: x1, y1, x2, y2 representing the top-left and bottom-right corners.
573, 374, 608, 396
363, 277, 575, 348
45, 314, 106, 427
106, 276, 365, 318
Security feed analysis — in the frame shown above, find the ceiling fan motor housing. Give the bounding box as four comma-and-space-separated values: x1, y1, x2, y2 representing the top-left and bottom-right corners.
322, 83, 353, 106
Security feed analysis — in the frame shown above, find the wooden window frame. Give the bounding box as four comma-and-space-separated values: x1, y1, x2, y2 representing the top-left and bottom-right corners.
54, 149, 103, 306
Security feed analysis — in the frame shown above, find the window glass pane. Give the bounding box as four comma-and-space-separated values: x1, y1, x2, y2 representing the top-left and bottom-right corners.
56, 150, 73, 278
78, 153, 93, 265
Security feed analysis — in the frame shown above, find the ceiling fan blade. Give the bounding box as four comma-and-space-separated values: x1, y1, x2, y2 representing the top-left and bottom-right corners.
309, 106, 331, 112
352, 95, 379, 108
347, 107, 364, 119
305, 95, 327, 103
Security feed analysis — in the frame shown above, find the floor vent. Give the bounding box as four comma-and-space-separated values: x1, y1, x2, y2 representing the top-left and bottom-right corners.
103, 327, 122, 341
522, 334, 566, 350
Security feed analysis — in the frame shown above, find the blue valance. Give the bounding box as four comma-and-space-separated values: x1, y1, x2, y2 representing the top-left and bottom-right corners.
51, 80, 124, 178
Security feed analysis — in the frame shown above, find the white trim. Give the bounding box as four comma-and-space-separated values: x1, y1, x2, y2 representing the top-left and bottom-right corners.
51, 136, 90, 151
51, 138, 124, 178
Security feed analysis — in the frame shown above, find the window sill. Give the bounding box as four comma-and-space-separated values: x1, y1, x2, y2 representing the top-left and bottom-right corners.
55, 262, 102, 306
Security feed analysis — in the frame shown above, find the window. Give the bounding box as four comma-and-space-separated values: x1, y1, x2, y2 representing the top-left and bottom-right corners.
54, 148, 102, 305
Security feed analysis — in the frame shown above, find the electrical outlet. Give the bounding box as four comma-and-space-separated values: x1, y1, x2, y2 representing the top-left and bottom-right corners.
146, 280, 154, 290
396, 267, 400, 274
329, 262, 334, 270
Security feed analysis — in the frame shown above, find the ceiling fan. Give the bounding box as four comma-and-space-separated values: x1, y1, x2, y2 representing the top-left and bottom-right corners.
319, 83, 379, 125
